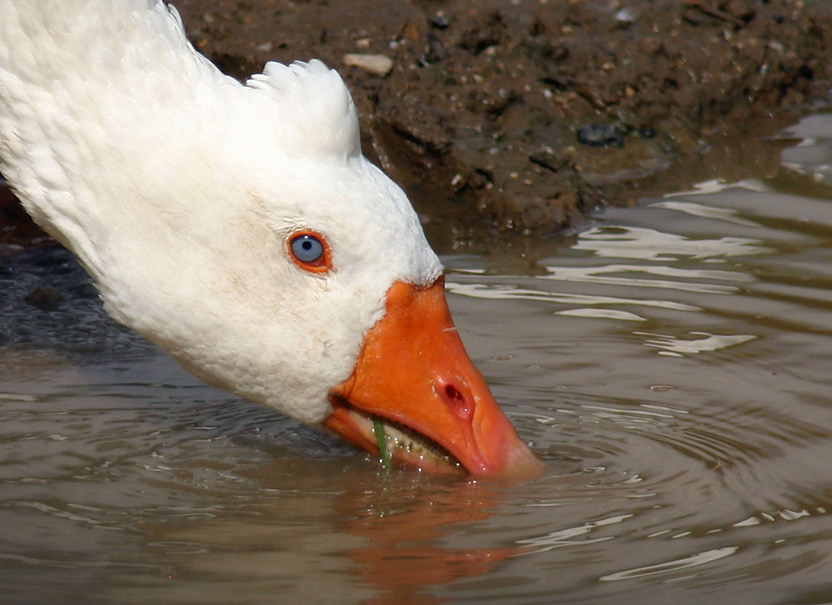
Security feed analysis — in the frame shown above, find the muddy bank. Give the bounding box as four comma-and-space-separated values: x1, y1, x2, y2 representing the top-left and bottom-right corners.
2, 0, 832, 256
173, 0, 832, 235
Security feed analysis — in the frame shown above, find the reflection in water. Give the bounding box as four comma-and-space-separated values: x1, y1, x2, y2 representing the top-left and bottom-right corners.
447, 282, 699, 312
633, 331, 757, 356
5, 113, 832, 602
599, 546, 739, 582
339, 481, 521, 604
653, 198, 760, 227
573, 223, 772, 260
546, 262, 747, 293
517, 512, 633, 552
117, 472, 525, 604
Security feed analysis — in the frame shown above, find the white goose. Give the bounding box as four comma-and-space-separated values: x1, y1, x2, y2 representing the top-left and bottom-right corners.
0, 0, 542, 477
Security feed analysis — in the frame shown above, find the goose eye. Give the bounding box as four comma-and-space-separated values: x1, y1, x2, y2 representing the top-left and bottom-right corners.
291, 234, 323, 262
288, 232, 331, 273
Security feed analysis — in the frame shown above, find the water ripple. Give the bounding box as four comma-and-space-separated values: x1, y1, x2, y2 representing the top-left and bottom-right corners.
599, 546, 739, 582
573, 224, 772, 260
446, 281, 699, 312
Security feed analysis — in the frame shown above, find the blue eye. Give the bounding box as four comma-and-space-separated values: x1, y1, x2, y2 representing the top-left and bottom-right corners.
290, 233, 325, 265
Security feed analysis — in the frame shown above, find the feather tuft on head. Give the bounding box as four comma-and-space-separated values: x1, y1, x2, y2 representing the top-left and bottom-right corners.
246, 59, 361, 161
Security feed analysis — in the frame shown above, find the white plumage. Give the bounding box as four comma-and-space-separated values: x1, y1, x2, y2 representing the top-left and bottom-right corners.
0, 0, 441, 424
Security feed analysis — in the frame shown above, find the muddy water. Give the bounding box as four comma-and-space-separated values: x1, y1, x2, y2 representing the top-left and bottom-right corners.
4, 115, 832, 604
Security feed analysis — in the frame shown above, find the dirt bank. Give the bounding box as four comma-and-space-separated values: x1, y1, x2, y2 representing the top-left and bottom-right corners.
2, 0, 832, 256
174, 0, 832, 235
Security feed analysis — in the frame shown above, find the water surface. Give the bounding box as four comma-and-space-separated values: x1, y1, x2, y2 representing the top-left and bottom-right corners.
4, 114, 832, 603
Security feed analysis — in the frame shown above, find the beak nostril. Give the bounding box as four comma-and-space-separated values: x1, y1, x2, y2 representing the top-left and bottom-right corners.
445, 384, 464, 402
441, 381, 473, 419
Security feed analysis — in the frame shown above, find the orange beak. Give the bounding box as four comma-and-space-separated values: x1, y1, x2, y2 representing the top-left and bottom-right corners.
325, 277, 544, 479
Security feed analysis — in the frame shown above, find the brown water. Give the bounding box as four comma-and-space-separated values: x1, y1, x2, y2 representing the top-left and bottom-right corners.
4, 114, 832, 604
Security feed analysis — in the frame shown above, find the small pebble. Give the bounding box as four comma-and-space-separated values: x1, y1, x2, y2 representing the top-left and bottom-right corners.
615, 8, 638, 23
576, 123, 625, 148
24, 286, 63, 309
342, 53, 394, 77
430, 12, 450, 30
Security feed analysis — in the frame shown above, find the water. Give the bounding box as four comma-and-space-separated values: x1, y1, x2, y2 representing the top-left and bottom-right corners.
3, 113, 832, 604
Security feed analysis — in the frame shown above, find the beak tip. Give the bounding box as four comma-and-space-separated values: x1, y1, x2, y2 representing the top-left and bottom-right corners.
470, 407, 546, 480
476, 439, 545, 481
503, 444, 546, 480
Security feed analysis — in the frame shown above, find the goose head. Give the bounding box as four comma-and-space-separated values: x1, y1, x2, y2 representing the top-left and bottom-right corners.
0, 2, 542, 477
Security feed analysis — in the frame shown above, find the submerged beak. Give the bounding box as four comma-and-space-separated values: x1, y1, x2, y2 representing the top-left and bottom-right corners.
325, 277, 544, 479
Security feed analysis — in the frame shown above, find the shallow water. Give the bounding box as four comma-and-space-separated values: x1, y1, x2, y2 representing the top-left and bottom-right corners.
4, 114, 832, 604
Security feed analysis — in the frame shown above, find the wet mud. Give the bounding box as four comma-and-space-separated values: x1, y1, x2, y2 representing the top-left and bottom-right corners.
2, 0, 831, 252
175, 0, 832, 234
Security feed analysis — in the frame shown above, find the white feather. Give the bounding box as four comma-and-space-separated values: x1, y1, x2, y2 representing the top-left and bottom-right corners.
247, 59, 361, 159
